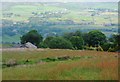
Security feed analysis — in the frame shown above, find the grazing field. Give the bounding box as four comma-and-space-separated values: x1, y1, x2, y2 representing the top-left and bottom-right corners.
1, 2, 118, 43
2, 49, 118, 80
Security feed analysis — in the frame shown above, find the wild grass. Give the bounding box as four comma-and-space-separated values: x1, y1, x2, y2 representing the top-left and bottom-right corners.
2, 49, 118, 80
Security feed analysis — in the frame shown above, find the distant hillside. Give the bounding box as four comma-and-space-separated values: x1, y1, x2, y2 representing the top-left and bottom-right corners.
1, 2, 118, 43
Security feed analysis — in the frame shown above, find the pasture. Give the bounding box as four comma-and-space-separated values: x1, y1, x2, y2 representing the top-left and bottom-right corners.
1, 2, 118, 43
2, 3, 118, 23
2, 49, 118, 80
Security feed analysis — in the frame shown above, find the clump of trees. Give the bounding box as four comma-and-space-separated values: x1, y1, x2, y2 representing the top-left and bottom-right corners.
39, 36, 73, 49
45, 37, 73, 49
85, 30, 106, 47
20, 30, 43, 47
107, 34, 120, 52
21, 30, 119, 52
69, 36, 84, 50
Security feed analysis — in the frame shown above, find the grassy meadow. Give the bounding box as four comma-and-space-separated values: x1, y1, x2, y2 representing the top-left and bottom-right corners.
2, 49, 118, 80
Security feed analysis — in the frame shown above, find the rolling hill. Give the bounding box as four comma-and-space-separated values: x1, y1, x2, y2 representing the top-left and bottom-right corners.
1, 2, 118, 43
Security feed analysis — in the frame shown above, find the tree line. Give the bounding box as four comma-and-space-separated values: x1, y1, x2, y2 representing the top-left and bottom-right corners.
21, 30, 120, 52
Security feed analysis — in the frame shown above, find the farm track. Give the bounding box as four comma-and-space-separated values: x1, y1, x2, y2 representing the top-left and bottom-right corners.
1, 48, 72, 51
1, 48, 46, 51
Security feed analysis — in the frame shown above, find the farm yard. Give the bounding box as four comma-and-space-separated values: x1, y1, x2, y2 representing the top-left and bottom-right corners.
2, 49, 118, 80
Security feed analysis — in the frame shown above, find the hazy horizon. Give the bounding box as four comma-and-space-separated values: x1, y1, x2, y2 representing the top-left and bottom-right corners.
1, 0, 119, 2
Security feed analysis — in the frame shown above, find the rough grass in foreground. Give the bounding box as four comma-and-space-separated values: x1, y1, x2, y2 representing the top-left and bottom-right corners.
2, 49, 118, 80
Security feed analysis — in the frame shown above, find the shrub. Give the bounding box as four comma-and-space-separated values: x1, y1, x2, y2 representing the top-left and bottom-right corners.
43, 36, 54, 47
38, 42, 48, 48
48, 37, 73, 49
69, 36, 84, 50
96, 45, 103, 51
108, 47, 116, 52
101, 42, 113, 51
87, 46, 96, 50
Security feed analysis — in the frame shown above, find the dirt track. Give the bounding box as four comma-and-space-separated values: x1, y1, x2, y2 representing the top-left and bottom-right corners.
0, 48, 46, 52
0, 48, 71, 52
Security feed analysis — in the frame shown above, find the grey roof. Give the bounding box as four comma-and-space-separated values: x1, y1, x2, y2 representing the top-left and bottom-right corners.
25, 42, 37, 49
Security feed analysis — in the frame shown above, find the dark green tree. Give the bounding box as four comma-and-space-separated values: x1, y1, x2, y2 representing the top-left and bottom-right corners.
87, 30, 106, 47
48, 37, 73, 49
74, 30, 82, 37
70, 36, 84, 50
38, 36, 54, 48
38, 42, 48, 48
101, 42, 113, 51
109, 34, 120, 51
20, 30, 43, 47
63, 32, 75, 40
109, 34, 119, 45
44, 36, 54, 47
82, 33, 89, 45
63, 30, 82, 40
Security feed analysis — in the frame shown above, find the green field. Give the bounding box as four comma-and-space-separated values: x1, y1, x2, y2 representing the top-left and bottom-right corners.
2, 49, 118, 80
2, 34, 21, 43
1, 2, 118, 43
2, 2, 118, 23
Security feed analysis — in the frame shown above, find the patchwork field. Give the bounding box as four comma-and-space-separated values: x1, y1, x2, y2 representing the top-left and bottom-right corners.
1, 2, 118, 43
2, 2, 118, 23
2, 49, 118, 80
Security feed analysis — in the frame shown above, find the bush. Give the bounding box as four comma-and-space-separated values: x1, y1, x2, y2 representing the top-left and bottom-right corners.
101, 43, 113, 51
108, 47, 116, 52
69, 36, 84, 50
96, 45, 103, 51
84, 46, 96, 50
43, 36, 54, 47
63, 30, 82, 40
38, 42, 48, 48
109, 34, 120, 52
108, 45, 119, 52
48, 37, 73, 49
